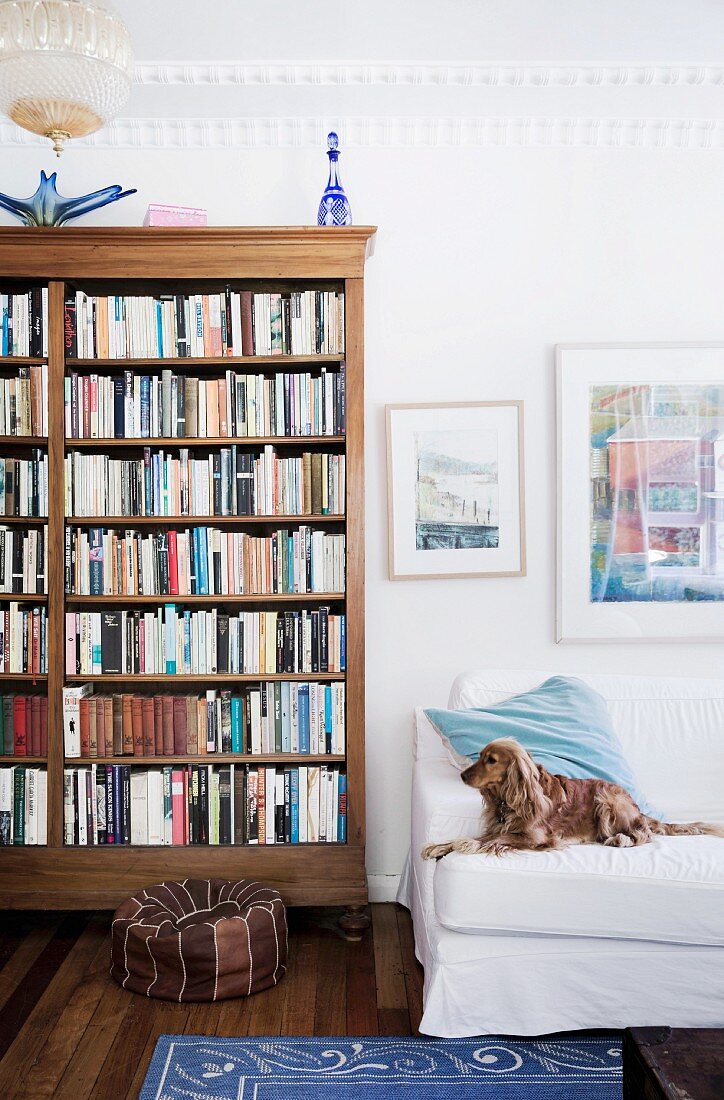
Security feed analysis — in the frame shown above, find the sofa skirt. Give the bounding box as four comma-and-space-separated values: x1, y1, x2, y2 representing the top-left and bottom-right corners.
398, 851, 724, 1037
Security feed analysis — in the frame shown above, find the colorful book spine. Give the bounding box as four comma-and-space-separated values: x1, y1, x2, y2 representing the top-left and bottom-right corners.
1, 290, 48, 358
61, 763, 345, 846
0, 765, 46, 845
64, 289, 344, 359
65, 526, 344, 597
61, 683, 344, 758
65, 609, 345, 677
64, 447, 344, 519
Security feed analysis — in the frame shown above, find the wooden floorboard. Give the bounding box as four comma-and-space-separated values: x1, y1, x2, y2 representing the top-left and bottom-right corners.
17, 935, 115, 1100
279, 911, 320, 1035
0, 920, 61, 1015
346, 913, 379, 1035
0, 903, 423, 1099
397, 902, 424, 1034
371, 902, 412, 1036
0, 915, 107, 1096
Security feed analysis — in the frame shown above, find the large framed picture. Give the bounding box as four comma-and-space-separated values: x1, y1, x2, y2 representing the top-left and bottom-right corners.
557, 343, 724, 641
386, 401, 526, 580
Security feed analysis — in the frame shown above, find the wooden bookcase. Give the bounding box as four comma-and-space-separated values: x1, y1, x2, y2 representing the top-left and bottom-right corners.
0, 226, 375, 932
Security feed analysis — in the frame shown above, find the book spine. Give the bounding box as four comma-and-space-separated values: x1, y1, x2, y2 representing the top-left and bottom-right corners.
12, 765, 25, 844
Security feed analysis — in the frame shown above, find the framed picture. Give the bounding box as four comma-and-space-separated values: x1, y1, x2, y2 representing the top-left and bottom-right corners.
557, 343, 724, 641
386, 401, 526, 580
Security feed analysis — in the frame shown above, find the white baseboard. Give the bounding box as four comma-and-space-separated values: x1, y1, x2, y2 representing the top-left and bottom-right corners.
368, 874, 402, 903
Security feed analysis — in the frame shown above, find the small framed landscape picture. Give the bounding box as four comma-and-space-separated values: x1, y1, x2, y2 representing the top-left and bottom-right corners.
386, 401, 526, 580
557, 343, 724, 641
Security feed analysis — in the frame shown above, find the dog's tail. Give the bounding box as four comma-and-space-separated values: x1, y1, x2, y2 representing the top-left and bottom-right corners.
645, 817, 724, 838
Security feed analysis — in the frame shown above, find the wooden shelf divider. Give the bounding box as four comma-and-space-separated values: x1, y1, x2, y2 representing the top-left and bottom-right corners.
1, 756, 47, 764
65, 513, 344, 526
0, 435, 48, 446
0, 356, 47, 366
0, 593, 47, 602
0, 515, 47, 524
65, 435, 345, 447
66, 353, 344, 369
0, 673, 48, 681
67, 754, 345, 765
66, 592, 345, 604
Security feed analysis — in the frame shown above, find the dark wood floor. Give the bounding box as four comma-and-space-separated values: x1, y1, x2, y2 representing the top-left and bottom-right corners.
0, 904, 423, 1100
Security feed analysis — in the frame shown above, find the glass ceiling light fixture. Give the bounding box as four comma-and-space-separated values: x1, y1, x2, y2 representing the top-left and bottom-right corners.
0, 0, 133, 156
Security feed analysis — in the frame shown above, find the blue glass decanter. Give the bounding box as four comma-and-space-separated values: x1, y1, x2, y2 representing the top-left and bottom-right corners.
317, 132, 352, 226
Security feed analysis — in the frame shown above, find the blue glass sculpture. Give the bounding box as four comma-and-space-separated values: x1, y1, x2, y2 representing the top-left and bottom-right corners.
317, 132, 352, 226
0, 171, 137, 227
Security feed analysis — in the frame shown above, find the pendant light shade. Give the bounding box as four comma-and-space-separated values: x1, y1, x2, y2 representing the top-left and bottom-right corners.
0, 0, 133, 154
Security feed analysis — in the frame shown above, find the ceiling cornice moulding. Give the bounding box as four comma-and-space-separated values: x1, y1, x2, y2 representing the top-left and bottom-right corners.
2, 116, 723, 149
133, 60, 724, 88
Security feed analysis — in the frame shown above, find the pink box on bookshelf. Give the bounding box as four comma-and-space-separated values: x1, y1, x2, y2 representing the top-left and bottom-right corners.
144, 204, 208, 227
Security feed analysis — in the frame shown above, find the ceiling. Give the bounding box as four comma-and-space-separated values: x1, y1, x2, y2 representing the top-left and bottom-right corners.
2, 0, 723, 149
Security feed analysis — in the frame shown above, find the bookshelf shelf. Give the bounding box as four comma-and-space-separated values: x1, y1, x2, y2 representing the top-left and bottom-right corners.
66, 592, 345, 605
67, 354, 344, 369
0, 516, 46, 524
0, 673, 47, 681
0, 224, 373, 917
65, 514, 345, 526
67, 753, 345, 765
65, 435, 345, 448
0, 436, 48, 446
0, 593, 47, 601
0, 357, 47, 366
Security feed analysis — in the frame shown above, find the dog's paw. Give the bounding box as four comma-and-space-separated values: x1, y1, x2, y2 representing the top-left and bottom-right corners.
453, 838, 483, 855
421, 842, 453, 860
604, 833, 634, 848
477, 838, 512, 856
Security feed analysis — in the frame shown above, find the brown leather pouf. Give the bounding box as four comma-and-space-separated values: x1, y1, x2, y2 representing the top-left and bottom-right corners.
110, 878, 287, 1001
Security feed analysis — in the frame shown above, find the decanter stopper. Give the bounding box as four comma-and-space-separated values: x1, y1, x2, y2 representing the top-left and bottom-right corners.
317, 131, 352, 226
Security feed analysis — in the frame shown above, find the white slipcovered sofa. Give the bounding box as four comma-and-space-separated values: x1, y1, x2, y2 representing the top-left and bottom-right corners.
397, 669, 724, 1037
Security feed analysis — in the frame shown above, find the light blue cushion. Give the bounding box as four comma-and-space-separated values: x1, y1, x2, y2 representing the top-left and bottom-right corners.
425, 675, 658, 818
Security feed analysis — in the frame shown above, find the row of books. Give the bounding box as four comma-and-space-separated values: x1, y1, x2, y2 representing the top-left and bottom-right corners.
0, 694, 48, 756
0, 604, 47, 674
66, 527, 345, 596
0, 453, 48, 517
64, 367, 345, 440
63, 763, 346, 845
65, 289, 345, 359
1, 290, 48, 358
0, 366, 48, 436
0, 766, 46, 845
0, 527, 47, 594
63, 681, 345, 757
65, 607, 346, 676
64, 447, 345, 518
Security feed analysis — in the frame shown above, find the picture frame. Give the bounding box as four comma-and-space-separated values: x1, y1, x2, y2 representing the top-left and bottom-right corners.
557, 342, 724, 642
386, 401, 526, 580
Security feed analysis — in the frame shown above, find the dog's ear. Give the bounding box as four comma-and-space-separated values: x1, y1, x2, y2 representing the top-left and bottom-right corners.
500, 745, 550, 821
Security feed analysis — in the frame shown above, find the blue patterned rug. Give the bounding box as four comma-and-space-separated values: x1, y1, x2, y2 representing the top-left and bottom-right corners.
140, 1035, 623, 1098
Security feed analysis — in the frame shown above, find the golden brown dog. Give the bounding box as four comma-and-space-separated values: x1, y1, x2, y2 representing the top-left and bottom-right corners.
422, 737, 724, 859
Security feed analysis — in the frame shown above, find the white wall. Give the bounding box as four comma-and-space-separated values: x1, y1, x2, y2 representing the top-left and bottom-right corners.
2, 0, 724, 896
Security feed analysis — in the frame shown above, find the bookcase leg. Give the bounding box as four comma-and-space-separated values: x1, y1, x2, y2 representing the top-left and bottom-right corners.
338, 905, 370, 941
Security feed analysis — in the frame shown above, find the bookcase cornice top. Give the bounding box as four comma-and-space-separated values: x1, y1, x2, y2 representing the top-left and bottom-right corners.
0, 226, 377, 280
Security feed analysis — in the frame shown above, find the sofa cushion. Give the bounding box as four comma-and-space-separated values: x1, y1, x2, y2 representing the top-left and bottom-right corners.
433, 837, 724, 947
447, 670, 724, 823
426, 675, 657, 815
